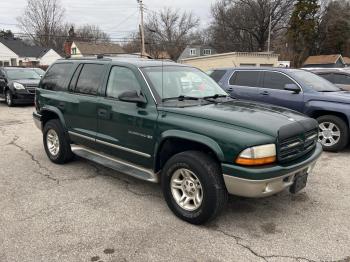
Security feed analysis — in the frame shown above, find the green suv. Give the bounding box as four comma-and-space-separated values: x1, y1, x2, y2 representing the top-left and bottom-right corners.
33, 57, 322, 224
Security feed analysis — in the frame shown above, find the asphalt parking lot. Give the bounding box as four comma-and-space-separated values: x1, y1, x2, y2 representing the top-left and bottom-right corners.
0, 103, 349, 262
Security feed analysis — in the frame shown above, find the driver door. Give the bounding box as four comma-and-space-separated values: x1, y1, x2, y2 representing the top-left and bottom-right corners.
258, 71, 304, 112
96, 65, 158, 167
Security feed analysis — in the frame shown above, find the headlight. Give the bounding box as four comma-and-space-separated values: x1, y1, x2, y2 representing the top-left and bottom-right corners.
13, 82, 25, 90
235, 144, 276, 166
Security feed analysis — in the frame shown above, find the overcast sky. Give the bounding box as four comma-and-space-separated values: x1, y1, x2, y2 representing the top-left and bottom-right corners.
0, 0, 216, 40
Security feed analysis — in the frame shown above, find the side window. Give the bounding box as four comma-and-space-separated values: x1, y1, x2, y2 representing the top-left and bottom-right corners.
263, 71, 294, 90
69, 64, 83, 91
333, 74, 350, 84
209, 70, 227, 83
106, 66, 142, 99
319, 73, 334, 83
75, 64, 104, 95
41, 63, 73, 91
229, 71, 261, 87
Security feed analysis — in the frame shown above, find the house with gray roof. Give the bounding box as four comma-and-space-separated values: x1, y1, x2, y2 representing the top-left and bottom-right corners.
177, 45, 217, 61
0, 37, 61, 67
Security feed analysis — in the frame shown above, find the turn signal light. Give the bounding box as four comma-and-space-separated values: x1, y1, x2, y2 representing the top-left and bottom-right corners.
236, 156, 276, 166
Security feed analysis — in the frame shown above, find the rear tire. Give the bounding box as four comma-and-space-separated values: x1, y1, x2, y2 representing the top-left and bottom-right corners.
43, 119, 74, 164
317, 115, 349, 152
161, 151, 228, 225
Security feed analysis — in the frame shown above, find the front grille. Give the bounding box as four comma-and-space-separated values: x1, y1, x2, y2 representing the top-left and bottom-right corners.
25, 85, 37, 94
278, 129, 318, 162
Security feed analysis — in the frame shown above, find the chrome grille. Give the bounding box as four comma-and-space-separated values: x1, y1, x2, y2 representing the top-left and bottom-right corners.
278, 129, 318, 162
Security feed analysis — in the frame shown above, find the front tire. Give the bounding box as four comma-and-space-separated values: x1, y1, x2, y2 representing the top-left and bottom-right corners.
43, 119, 74, 164
317, 115, 349, 152
5, 90, 13, 107
161, 151, 228, 225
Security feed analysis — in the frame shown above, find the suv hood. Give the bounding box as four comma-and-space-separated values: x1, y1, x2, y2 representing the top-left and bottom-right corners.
161, 100, 314, 137
10, 79, 40, 86
318, 91, 350, 103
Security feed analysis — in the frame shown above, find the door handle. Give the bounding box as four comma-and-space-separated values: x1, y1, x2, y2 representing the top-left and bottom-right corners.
227, 87, 234, 92
260, 90, 269, 96
97, 108, 109, 118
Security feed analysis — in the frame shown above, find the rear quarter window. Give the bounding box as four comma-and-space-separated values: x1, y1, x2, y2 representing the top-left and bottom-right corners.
229, 71, 261, 87
41, 63, 73, 91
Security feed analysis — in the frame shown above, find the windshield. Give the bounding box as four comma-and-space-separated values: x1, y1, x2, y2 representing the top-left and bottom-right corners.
142, 66, 227, 101
33, 68, 45, 76
5, 68, 41, 80
291, 70, 340, 92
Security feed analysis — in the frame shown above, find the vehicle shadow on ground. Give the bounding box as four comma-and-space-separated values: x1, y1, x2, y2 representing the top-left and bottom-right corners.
73, 156, 312, 225
0, 100, 35, 108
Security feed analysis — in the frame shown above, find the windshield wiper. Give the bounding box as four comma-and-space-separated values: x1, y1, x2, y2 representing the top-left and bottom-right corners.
203, 94, 228, 99
162, 95, 199, 102
203, 94, 229, 102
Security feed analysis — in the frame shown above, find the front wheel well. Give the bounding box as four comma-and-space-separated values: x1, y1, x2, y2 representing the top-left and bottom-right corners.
155, 137, 220, 173
310, 110, 349, 128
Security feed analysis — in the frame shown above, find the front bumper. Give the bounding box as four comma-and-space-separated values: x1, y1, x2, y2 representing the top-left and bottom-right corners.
13, 90, 35, 103
33, 112, 42, 130
222, 143, 322, 198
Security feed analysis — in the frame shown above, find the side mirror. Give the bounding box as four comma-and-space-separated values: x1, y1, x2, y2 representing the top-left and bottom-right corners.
284, 83, 300, 94
118, 90, 147, 104
0, 78, 6, 86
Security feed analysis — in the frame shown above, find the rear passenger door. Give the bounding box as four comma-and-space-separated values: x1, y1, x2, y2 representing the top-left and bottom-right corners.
227, 70, 263, 102
259, 71, 304, 112
64, 63, 106, 146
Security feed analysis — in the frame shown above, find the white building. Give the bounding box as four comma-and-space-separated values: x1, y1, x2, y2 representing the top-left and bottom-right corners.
0, 38, 61, 67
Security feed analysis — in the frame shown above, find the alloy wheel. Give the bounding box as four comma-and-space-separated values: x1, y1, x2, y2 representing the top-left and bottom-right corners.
318, 122, 341, 147
170, 168, 203, 211
6, 91, 12, 106
46, 129, 60, 156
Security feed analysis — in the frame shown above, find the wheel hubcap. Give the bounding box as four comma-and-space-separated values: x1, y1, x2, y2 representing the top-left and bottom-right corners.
170, 168, 203, 211
6, 92, 11, 104
318, 122, 340, 147
46, 129, 60, 156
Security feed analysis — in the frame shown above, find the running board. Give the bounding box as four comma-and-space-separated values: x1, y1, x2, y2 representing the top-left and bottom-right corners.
71, 145, 158, 183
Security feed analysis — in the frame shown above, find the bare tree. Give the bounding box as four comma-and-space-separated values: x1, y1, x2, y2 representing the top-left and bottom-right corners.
17, 0, 65, 51
210, 0, 294, 52
74, 24, 111, 43
144, 8, 200, 60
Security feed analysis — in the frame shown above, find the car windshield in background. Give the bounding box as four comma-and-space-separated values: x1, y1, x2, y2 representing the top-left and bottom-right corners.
33, 68, 45, 76
291, 70, 340, 92
142, 66, 227, 101
5, 69, 41, 80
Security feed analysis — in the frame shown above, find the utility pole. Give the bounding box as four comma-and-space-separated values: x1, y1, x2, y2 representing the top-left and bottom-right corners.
267, 14, 272, 53
137, 0, 146, 57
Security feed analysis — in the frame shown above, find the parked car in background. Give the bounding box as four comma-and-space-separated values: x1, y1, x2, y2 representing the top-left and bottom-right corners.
0, 67, 40, 106
208, 67, 350, 151
306, 69, 350, 91
33, 58, 322, 224
32, 67, 46, 77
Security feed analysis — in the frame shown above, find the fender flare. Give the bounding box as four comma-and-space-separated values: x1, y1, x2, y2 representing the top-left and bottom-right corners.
40, 106, 67, 130
155, 130, 225, 162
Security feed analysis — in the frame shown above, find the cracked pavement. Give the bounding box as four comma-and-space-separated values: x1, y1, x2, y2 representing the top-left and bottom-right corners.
0, 103, 349, 262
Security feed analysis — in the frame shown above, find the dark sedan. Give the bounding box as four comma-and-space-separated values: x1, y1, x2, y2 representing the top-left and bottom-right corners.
0, 67, 41, 107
